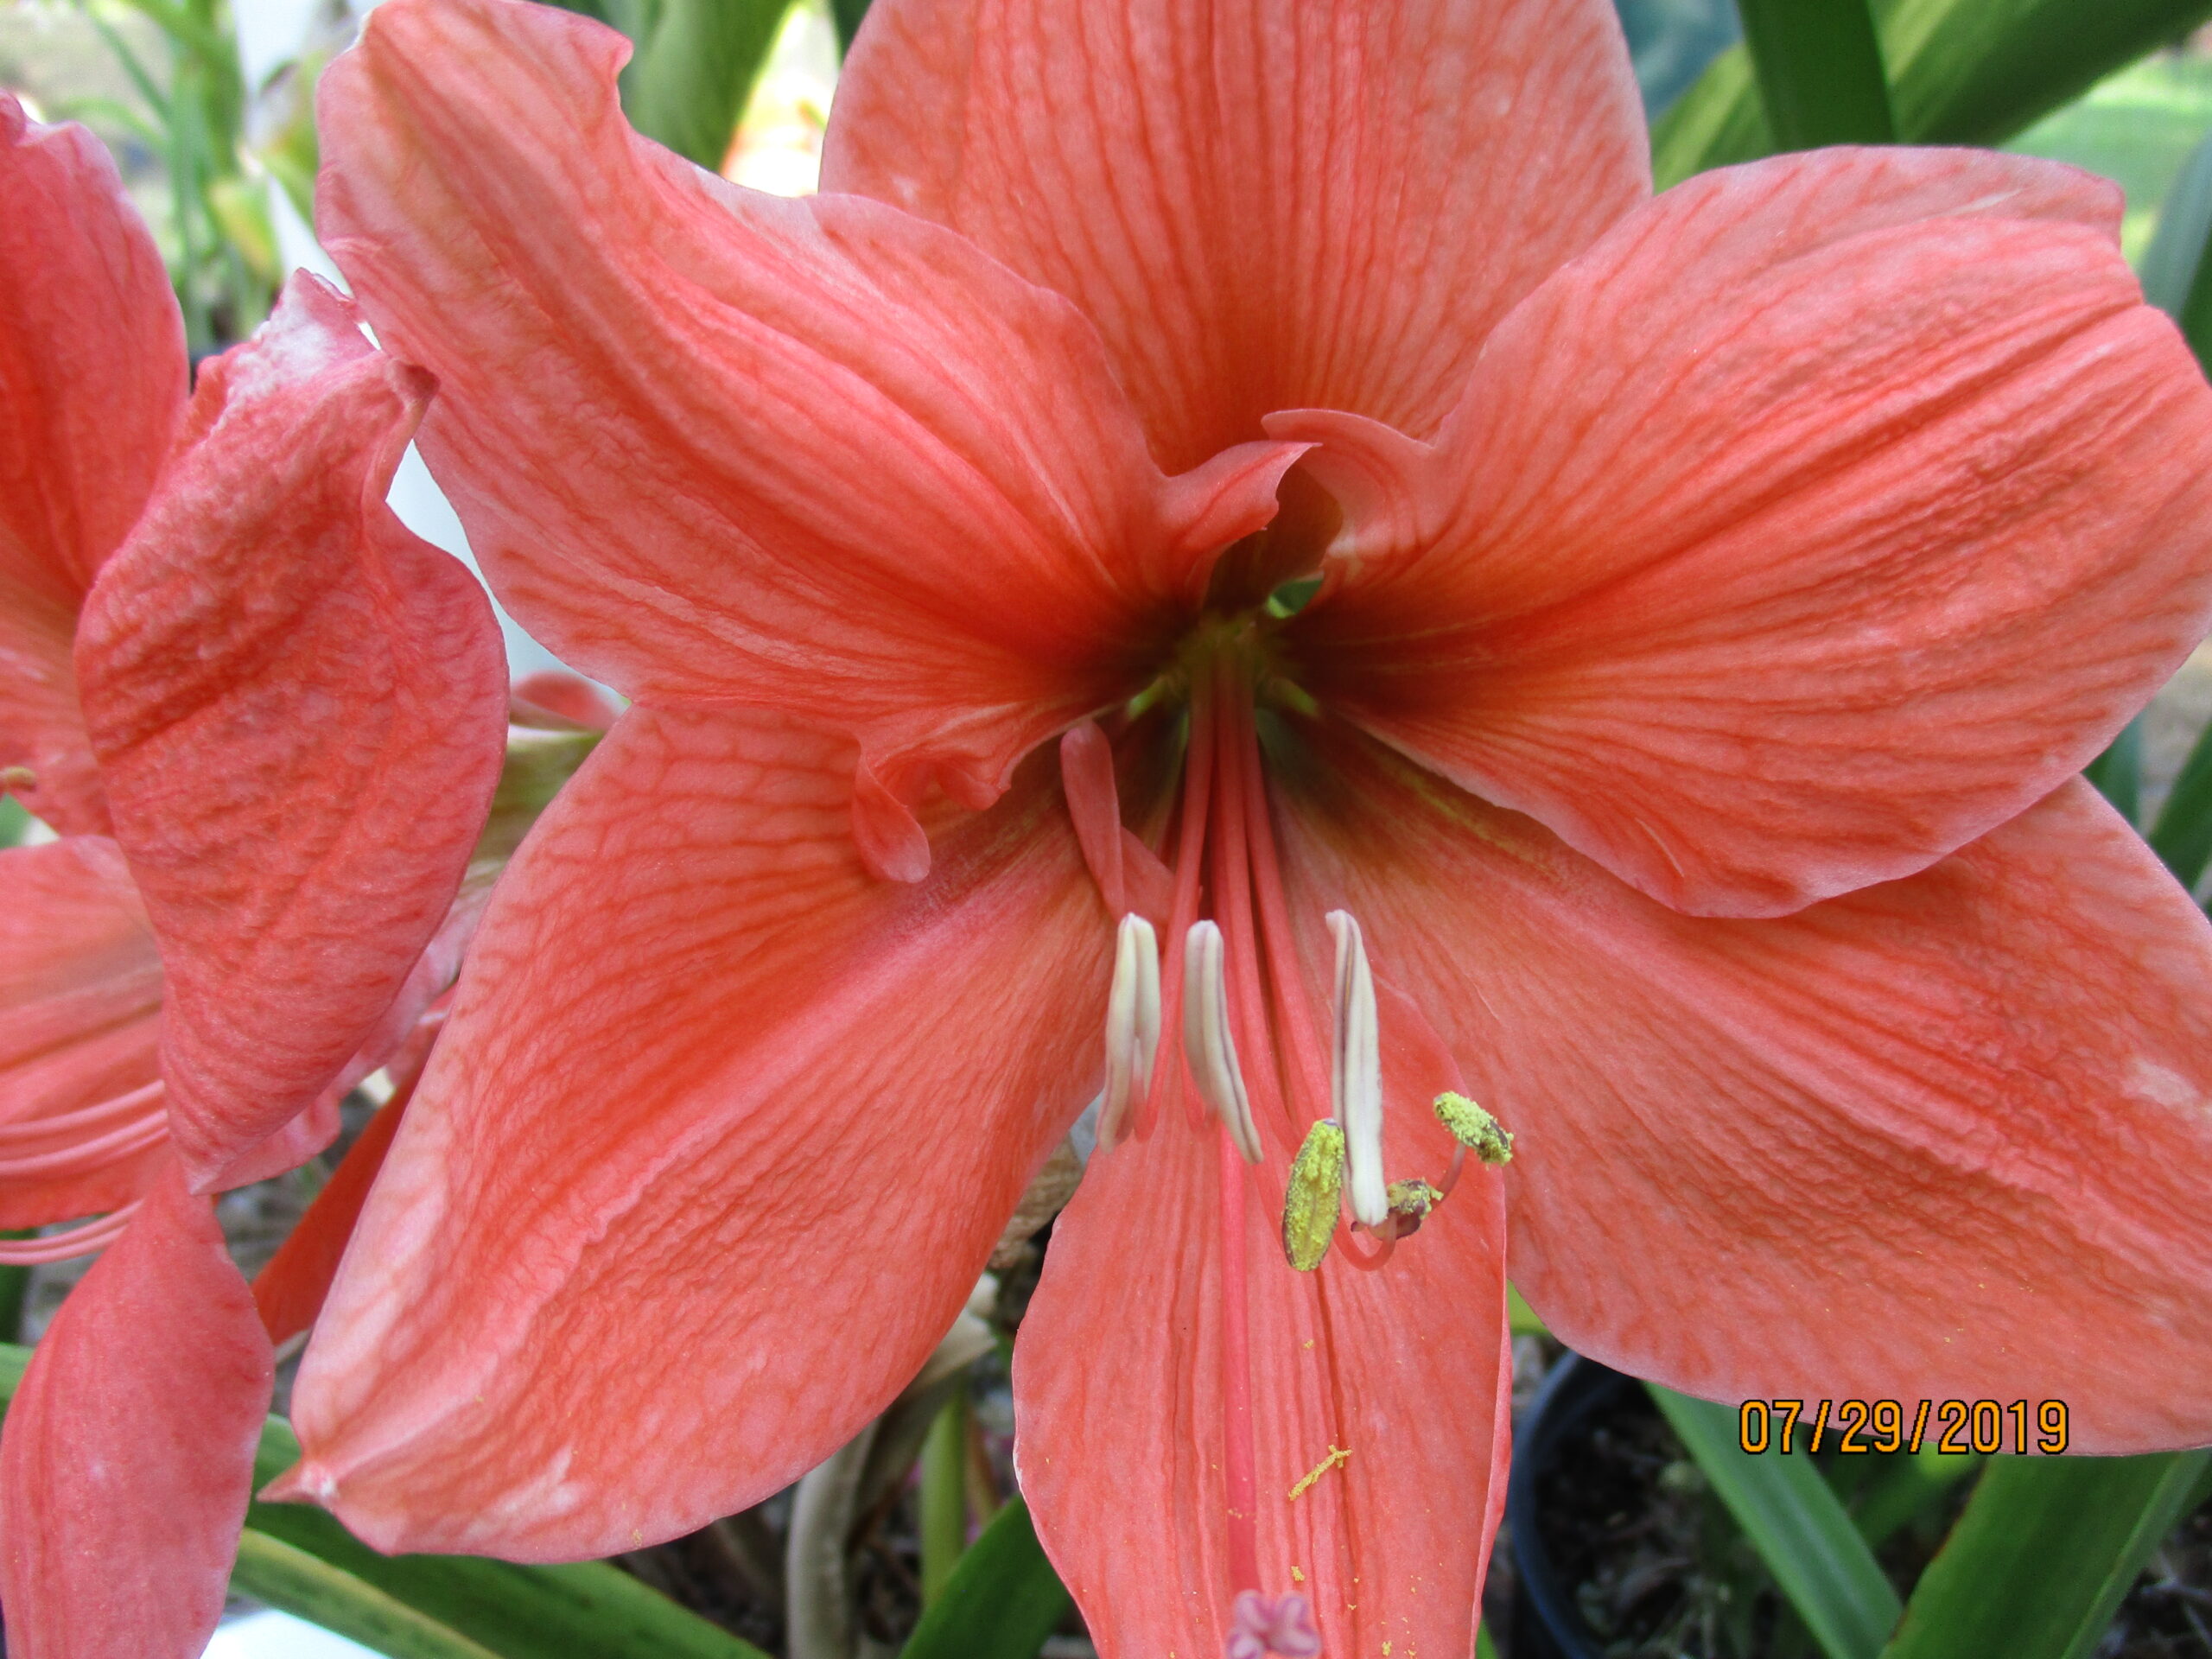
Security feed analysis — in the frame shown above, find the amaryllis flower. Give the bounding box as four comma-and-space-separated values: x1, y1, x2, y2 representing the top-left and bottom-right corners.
283, 0, 2212, 1654
0, 95, 506, 1658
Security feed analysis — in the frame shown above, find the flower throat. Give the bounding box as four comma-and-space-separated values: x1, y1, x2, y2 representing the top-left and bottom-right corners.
1062, 635, 1511, 1657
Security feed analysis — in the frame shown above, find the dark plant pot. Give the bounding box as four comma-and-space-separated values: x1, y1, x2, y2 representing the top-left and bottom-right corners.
1506, 1352, 1639, 1659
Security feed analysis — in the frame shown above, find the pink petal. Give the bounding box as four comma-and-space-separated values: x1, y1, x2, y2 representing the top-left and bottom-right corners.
1276, 716, 2212, 1452
1272, 148, 2212, 918
73, 275, 508, 1190
315, 0, 1300, 847
1018, 998, 1510, 1656
512, 671, 620, 733
0, 1164, 273, 1658
278, 706, 1105, 1557
825, 0, 1649, 474
0, 95, 185, 836
0, 837, 165, 1228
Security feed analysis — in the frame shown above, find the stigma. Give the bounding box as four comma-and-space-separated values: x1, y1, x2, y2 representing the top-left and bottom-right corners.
1225, 1590, 1323, 1659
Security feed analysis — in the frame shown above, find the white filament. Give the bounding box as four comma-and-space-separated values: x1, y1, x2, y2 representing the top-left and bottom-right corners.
1097, 913, 1162, 1147
1182, 920, 1262, 1164
1327, 911, 1388, 1226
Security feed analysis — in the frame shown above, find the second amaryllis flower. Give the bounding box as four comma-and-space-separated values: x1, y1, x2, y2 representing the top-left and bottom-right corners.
0, 92, 507, 1659
278, 3, 2212, 1657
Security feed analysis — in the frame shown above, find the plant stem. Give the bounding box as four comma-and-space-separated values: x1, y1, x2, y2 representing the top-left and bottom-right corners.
918, 1393, 968, 1606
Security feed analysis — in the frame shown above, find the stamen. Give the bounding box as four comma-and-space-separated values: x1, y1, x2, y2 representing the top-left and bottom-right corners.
1434, 1091, 1513, 1165
1280, 1118, 1345, 1272
1183, 921, 1262, 1164
1225, 1590, 1324, 1659
1096, 915, 1161, 1147
1385, 1178, 1443, 1236
0, 1204, 140, 1265
1325, 911, 1386, 1226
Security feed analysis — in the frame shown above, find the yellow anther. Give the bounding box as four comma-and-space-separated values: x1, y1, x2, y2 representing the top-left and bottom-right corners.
1386, 1179, 1441, 1219
1281, 1118, 1345, 1272
1434, 1092, 1512, 1165
0, 766, 35, 793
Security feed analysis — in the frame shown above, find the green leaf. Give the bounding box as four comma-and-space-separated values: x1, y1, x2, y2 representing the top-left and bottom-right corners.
2082, 713, 2144, 826
900, 1497, 1071, 1659
918, 1395, 968, 1605
1880, 1451, 2211, 1659
1735, 0, 1896, 148
1847, 1445, 1980, 1550
1507, 1281, 1547, 1338
231, 1532, 506, 1659
2138, 130, 2212, 323
2150, 709, 2212, 887
248, 1415, 768, 1659
1653, 0, 2212, 185
620, 0, 792, 168
1649, 1386, 1903, 1659
0, 1344, 765, 1659
830, 0, 870, 52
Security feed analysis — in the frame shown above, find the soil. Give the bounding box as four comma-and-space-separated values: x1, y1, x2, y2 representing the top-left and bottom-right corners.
1516, 1370, 2212, 1659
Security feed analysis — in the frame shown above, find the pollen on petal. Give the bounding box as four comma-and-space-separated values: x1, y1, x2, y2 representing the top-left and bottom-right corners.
1326, 911, 1387, 1225
1281, 1118, 1345, 1271
1434, 1091, 1513, 1165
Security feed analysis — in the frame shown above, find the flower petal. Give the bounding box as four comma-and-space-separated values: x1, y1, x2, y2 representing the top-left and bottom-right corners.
315, 0, 1300, 839
252, 1014, 440, 1346
0, 95, 184, 836
279, 706, 1105, 1557
0, 837, 165, 1228
74, 274, 508, 1190
1020, 950, 1510, 1656
0, 1164, 273, 1659
1273, 148, 2212, 916
1275, 716, 2212, 1452
825, 0, 1649, 474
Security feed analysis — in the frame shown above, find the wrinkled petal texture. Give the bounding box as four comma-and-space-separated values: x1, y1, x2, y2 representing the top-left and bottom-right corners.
1022, 1153, 1507, 1659
0, 1166, 273, 1659
316, 0, 1290, 817
826, 0, 1648, 474
1276, 717, 2212, 1452
284, 707, 1104, 1557
0, 97, 184, 836
1278, 149, 2212, 917
74, 275, 506, 1190
1020, 934, 1510, 1657
0, 838, 164, 1227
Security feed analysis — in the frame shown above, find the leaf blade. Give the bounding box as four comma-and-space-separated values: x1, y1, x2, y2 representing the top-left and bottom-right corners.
231, 1531, 507, 1659
1735, 0, 1896, 148
1879, 1452, 2211, 1659
1654, 0, 2212, 184
899, 1497, 1071, 1659
1650, 1386, 1903, 1659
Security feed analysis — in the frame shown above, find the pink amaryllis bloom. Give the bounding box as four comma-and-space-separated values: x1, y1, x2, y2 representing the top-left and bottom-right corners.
284, 0, 2212, 1653
0, 95, 506, 1658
